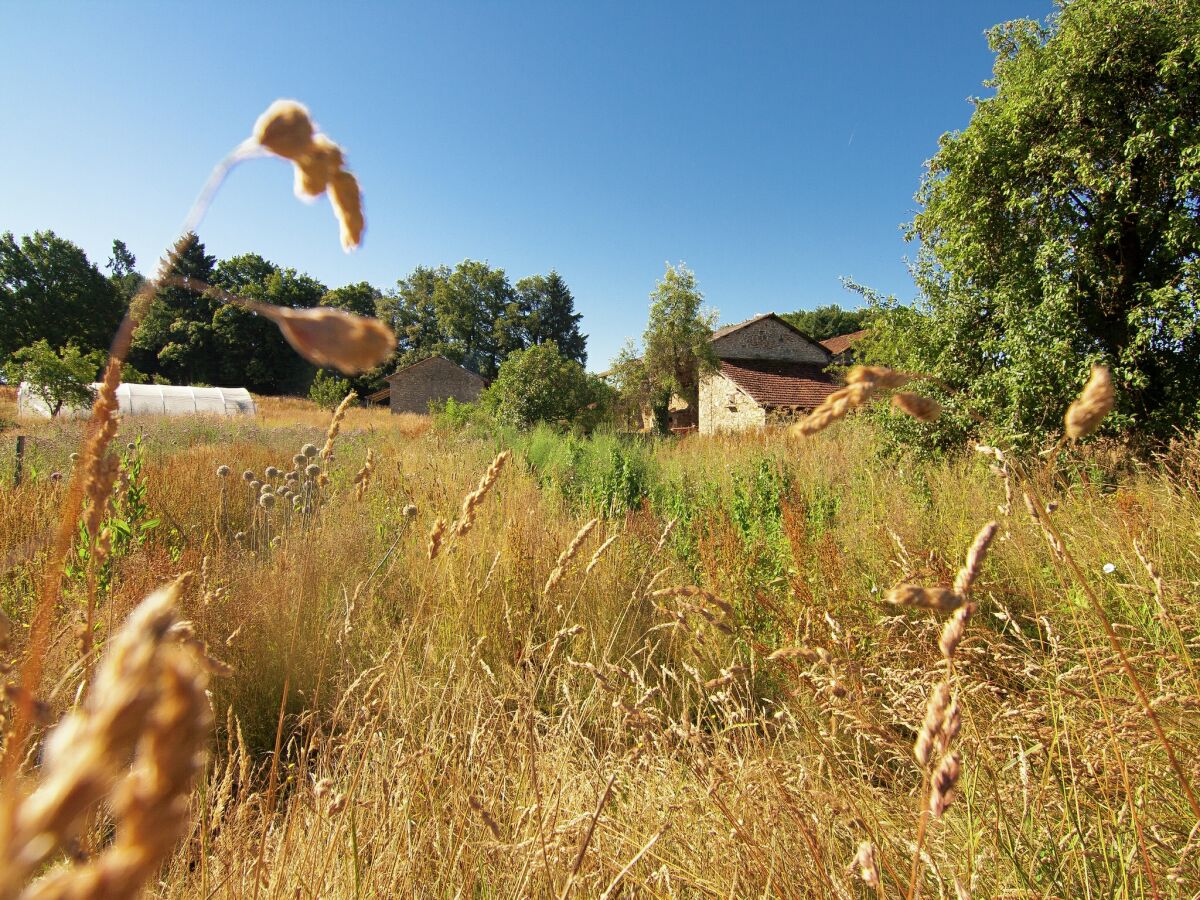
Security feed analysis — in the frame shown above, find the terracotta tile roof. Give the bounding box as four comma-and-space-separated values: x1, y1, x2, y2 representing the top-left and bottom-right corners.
819, 329, 869, 355
718, 358, 839, 409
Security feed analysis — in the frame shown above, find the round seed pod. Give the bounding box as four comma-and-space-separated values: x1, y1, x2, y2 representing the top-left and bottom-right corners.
250, 480, 263, 493
265, 466, 280, 479
234, 531, 246, 541
260, 482, 273, 494
402, 504, 418, 518
293, 454, 307, 467
285, 471, 299, 483
302, 443, 319, 459
217, 465, 231, 477
306, 463, 322, 478
50, 471, 63, 482
259, 493, 276, 510
69, 453, 80, 462
243, 470, 255, 482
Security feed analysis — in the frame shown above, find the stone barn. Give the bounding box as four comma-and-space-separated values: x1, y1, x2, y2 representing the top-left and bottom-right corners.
379, 356, 486, 414
699, 313, 841, 434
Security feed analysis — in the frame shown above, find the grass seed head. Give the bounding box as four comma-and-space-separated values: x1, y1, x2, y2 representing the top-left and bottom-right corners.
1065, 364, 1115, 439
892, 391, 942, 422
885, 585, 964, 613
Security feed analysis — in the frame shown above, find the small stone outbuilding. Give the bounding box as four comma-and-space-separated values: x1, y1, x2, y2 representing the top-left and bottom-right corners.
699, 313, 841, 434
381, 356, 485, 414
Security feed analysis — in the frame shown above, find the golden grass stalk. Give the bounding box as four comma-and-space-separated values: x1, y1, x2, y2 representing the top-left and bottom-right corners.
452, 451, 510, 537
428, 519, 447, 560
892, 392, 942, 422
1064, 364, 1114, 439
584, 534, 618, 575
0, 577, 210, 897
885, 585, 964, 613
252, 99, 366, 251
320, 393, 357, 462
850, 840, 880, 890
543, 518, 598, 596
354, 448, 375, 501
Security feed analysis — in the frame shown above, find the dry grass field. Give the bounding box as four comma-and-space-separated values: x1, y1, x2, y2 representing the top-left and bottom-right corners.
1, 394, 1198, 897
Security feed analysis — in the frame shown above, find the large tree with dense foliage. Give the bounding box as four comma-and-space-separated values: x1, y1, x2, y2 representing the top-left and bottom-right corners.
4, 339, 105, 415
0, 231, 125, 363
129, 233, 220, 384
210, 253, 327, 394
516, 271, 587, 366
378, 262, 589, 380
780, 304, 871, 341
482, 340, 609, 429
608, 263, 717, 431
871, 0, 1200, 447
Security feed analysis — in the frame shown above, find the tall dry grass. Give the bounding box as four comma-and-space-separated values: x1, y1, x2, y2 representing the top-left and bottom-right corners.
2, 396, 1198, 896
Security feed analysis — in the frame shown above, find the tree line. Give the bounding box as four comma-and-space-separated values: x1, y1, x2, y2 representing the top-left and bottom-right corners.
0, 231, 587, 398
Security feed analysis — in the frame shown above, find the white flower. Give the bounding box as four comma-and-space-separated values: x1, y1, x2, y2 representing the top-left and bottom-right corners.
1102, 563, 1116, 574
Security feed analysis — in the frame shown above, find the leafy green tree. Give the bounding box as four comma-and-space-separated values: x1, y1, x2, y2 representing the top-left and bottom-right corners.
877, 0, 1200, 446
5, 340, 105, 415
641, 263, 718, 420
321, 281, 381, 318
378, 265, 457, 368
106, 239, 143, 310
780, 304, 870, 341
436, 260, 521, 379
0, 231, 124, 362
210, 253, 327, 394
516, 271, 587, 366
129, 233, 219, 384
482, 340, 602, 429
309, 369, 352, 409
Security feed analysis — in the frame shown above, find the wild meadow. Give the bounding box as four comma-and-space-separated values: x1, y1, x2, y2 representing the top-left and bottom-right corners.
2, 381, 1198, 897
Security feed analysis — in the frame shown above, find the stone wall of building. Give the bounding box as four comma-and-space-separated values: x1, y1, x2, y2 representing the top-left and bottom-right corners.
388, 357, 484, 414
712, 317, 829, 363
699, 372, 766, 434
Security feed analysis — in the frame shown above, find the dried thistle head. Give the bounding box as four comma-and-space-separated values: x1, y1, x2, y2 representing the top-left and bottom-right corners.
1065, 364, 1114, 439
216, 465, 230, 478
892, 391, 942, 422
242, 470, 254, 482
302, 443, 319, 459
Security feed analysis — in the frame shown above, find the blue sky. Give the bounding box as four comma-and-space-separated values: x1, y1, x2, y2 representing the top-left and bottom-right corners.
1, 1, 1056, 370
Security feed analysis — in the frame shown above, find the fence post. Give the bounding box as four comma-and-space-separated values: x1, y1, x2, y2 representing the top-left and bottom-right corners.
13, 434, 25, 487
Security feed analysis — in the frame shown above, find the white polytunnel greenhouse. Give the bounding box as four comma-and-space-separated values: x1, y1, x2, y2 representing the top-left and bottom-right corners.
17, 382, 257, 419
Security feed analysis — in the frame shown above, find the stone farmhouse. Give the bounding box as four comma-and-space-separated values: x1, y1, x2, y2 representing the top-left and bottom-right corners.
696, 313, 866, 434
369, 355, 486, 414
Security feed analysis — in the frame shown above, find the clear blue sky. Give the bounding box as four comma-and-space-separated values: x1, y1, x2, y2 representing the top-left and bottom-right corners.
2, 1, 1055, 371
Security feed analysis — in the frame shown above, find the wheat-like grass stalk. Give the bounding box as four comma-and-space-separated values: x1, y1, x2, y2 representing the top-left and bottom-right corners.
543, 519, 598, 596
452, 451, 510, 537
319, 393, 357, 463
0, 576, 210, 898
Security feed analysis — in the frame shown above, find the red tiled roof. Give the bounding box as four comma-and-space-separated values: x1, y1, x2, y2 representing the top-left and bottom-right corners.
820, 329, 869, 355
718, 359, 838, 409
